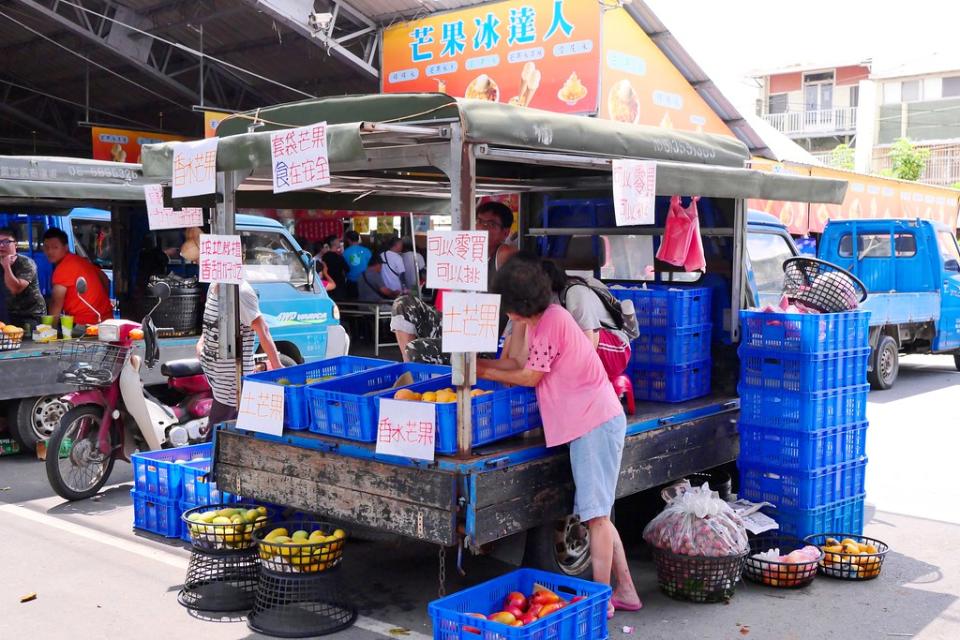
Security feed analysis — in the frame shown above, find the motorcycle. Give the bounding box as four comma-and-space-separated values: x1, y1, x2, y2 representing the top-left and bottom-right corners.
45, 278, 213, 501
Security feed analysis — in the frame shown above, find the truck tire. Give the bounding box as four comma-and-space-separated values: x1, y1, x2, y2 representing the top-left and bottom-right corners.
7, 395, 69, 452
869, 336, 899, 390
954, 352, 960, 372
523, 515, 593, 579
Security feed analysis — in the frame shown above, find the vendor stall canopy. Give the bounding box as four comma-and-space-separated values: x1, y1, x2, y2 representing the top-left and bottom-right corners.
0, 155, 149, 212
142, 94, 848, 213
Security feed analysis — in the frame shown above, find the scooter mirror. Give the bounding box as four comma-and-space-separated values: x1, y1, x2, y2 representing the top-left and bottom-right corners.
76, 276, 88, 295
150, 281, 172, 301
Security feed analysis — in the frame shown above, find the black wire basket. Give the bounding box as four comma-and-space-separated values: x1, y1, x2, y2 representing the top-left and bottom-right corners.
253, 520, 346, 575
177, 546, 260, 613
782, 257, 868, 313
652, 547, 748, 603
56, 340, 131, 386
744, 535, 823, 588
181, 503, 273, 553
247, 566, 357, 638
803, 533, 889, 580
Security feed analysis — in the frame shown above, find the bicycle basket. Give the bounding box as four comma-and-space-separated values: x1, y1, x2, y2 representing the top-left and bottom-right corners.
57, 340, 131, 386
782, 257, 867, 313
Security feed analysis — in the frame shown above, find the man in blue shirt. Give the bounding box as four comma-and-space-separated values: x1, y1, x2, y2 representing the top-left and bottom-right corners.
342, 230, 371, 300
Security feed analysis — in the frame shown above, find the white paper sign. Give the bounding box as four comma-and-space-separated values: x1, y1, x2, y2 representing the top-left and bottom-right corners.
199, 233, 243, 284
171, 137, 218, 198
270, 122, 331, 193
144, 184, 203, 230
612, 159, 657, 226
426, 230, 489, 292
236, 380, 284, 436
375, 398, 436, 461
441, 291, 501, 353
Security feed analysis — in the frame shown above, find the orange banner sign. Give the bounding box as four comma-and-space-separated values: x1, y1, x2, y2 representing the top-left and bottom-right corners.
382, 0, 601, 115
204, 111, 231, 138
90, 126, 185, 163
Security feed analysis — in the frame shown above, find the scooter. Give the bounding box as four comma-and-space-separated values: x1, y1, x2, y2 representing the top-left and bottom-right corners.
45, 278, 213, 501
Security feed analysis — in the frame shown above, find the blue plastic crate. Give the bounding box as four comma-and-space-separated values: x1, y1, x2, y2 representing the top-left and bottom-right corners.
738, 384, 868, 431
740, 310, 870, 354
738, 421, 868, 470
181, 460, 238, 505
610, 285, 711, 328
428, 568, 611, 640
178, 501, 196, 543
307, 363, 450, 441
376, 377, 541, 455
739, 458, 868, 509
629, 359, 711, 403
245, 356, 393, 430
131, 490, 181, 538
739, 347, 870, 393
766, 494, 865, 539
131, 443, 212, 499
631, 324, 712, 365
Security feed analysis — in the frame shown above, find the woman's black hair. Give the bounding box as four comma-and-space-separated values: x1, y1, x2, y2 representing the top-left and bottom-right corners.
540, 259, 588, 297
493, 251, 552, 318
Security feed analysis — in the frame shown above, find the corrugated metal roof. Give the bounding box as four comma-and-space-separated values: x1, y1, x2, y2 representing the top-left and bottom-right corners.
342, 0, 488, 24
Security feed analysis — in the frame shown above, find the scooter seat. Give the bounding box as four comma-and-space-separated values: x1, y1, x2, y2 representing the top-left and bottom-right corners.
161, 358, 204, 378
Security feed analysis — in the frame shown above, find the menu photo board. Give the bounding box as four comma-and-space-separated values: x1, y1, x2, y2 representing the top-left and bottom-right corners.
382, 0, 602, 115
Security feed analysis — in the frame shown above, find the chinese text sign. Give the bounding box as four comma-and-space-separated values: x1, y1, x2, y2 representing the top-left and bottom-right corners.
270, 123, 331, 193
426, 230, 489, 292
144, 184, 203, 230
199, 234, 243, 284
441, 292, 501, 353
172, 138, 218, 198
382, 0, 601, 115
236, 380, 284, 436
612, 159, 656, 226
375, 398, 436, 461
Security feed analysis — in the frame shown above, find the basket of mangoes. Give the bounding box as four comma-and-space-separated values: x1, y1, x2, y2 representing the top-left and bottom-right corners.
803, 533, 889, 580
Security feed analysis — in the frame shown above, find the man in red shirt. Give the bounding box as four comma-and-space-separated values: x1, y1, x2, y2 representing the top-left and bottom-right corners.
42, 228, 113, 328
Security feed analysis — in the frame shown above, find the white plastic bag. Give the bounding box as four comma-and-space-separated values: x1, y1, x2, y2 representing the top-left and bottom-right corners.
643, 482, 749, 557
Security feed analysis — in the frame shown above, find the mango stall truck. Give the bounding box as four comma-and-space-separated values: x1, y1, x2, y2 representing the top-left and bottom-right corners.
141, 95, 847, 576
0, 156, 347, 450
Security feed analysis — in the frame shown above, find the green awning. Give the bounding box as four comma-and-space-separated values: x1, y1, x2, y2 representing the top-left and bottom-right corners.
0, 156, 147, 210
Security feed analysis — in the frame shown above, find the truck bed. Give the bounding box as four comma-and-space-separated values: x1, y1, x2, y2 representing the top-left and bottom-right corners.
214, 392, 739, 547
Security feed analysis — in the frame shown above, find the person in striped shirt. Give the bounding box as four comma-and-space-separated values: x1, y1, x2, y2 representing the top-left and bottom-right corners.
197, 281, 282, 426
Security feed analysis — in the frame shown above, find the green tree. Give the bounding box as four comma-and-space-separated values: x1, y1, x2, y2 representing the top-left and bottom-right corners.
830, 143, 855, 170
951, 181, 960, 190
887, 137, 930, 181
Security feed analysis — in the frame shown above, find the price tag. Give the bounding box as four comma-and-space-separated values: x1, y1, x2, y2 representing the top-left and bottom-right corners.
199, 234, 243, 284
441, 291, 501, 353
144, 184, 202, 230
171, 137, 218, 198
426, 230, 489, 292
375, 398, 436, 461
236, 380, 284, 436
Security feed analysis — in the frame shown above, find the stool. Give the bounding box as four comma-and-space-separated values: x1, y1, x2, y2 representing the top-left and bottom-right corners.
612, 374, 635, 415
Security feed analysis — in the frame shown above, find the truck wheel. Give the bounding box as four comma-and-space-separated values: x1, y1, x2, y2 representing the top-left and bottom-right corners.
7, 396, 69, 452
523, 515, 593, 579
869, 336, 899, 390
954, 352, 960, 372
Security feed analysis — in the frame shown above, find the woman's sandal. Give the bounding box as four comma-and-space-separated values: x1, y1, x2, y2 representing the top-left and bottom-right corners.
611, 597, 643, 612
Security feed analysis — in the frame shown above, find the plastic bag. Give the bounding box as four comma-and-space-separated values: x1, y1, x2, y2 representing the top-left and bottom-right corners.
642, 482, 749, 557
656, 196, 705, 272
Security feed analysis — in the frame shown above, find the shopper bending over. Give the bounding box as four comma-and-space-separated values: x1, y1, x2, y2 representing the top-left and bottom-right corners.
476, 256, 642, 618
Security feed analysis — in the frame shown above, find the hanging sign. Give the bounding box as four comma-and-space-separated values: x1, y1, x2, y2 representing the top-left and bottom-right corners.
426, 230, 489, 292
171, 138, 218, 198
612, 159, 657, 226
441, 291, 502, 353
144, 184, 203, 230
236, 380, 284, 436
198, 234, 243, 284
375, 398, 436, 461
270, 122, 331, 193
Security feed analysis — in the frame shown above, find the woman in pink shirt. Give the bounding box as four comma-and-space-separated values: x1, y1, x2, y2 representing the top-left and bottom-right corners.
477, 255, 642, 617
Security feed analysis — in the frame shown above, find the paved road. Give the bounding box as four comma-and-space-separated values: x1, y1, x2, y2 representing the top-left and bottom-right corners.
1, 354, 958, 640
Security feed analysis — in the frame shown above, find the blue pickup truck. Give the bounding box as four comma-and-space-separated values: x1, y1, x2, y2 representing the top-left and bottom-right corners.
819, 218, 960, 389
0, 208, 347, 450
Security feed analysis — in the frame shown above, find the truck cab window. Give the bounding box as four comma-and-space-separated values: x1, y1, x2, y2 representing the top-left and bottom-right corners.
72, 219, 113, 269
938, 231, 960, 271
240, 230, 309, 284
746, 232, 796, 306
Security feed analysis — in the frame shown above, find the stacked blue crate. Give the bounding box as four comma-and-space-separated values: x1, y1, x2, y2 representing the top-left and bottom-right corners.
611, 285, 712, 403
738, 309, 871, 538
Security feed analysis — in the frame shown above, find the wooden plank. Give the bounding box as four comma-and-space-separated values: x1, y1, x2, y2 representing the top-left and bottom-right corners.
470, 411, 738, 545
216, 430, 456, 510
217, 463, 458, 546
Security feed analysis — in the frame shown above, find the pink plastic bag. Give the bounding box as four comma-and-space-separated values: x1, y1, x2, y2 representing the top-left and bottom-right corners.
656, 196, 705, 272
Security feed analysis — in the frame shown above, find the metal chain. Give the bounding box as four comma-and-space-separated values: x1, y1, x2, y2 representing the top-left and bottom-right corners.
438, 545, 447, 598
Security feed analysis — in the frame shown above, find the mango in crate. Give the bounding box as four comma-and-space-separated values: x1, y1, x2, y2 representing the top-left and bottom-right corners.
393, 388, 422, 401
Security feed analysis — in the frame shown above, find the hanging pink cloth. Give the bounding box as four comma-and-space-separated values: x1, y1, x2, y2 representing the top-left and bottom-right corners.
656, 196, 705, 272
